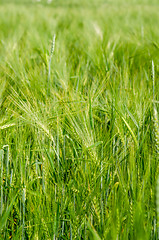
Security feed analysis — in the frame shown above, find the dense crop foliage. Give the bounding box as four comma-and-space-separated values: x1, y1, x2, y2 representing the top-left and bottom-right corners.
0, 0, 159, 239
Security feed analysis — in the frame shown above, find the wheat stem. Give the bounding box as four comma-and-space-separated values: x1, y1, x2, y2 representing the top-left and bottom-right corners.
47, 34, 56, 96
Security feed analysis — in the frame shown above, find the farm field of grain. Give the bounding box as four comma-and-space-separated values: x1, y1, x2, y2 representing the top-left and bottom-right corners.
0, 0, 159, 239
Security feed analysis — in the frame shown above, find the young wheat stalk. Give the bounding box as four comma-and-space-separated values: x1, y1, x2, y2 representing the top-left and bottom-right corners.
152, 61, 159, 154
22, 187, 26, 240
152, 60, 155, 104
47, 34, 56, 96
0, 149, 4, 216
152, 61, 159, 234
3, 145, 9, 206
156, 177, 159, 227
154, 107, 159, 154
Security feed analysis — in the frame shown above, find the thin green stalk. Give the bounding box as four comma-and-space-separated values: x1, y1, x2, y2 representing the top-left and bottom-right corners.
22, 187, 26, 240
3, 145, 9, 206
47, 34, 56, 96
0, 149, 4, 216
152, 60, 155, 105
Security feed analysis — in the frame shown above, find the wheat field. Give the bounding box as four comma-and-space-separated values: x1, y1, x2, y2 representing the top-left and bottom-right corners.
0, 0, 159, 239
